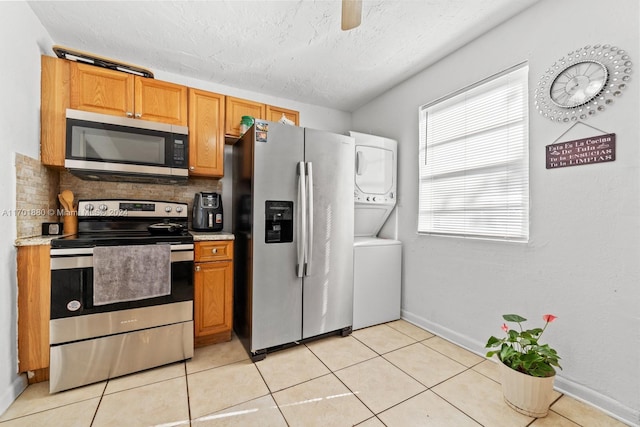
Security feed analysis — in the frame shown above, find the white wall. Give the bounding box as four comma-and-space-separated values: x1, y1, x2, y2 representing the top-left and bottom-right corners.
0, 1, 54, 415
352, 0, 640, 424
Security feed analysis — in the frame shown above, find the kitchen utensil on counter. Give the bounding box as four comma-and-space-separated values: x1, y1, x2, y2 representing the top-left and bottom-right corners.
147, 221, 186, 235
58, 190, 77, 235
60, 190, 74, 209
192, 192, 223, 231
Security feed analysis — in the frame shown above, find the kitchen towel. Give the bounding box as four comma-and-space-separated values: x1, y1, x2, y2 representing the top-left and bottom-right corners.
93, 244, 171, 306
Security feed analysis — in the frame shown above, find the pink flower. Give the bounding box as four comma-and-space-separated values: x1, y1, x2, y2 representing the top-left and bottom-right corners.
543, 314, 557, 323
501, 323, 509, 332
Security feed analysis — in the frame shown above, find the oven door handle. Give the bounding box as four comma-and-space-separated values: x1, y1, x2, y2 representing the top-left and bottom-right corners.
51, 250, 193, 270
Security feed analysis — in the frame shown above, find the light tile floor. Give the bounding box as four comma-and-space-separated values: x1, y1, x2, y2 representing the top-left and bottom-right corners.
0, 320, 629, 426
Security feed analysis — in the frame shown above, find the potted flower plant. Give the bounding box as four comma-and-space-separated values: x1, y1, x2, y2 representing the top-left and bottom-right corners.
486, 314, 562, 417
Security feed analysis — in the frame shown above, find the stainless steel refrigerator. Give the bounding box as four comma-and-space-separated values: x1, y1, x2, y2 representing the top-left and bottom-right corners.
232, 120, 354, 361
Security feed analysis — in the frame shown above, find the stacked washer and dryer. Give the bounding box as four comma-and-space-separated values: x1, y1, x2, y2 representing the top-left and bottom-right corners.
349, 132, 402, 330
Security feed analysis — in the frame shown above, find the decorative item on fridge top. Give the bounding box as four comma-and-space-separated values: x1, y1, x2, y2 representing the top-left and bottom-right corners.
486, 313, 562, 417
239, 116, 254, 136
278, 113, 295, 125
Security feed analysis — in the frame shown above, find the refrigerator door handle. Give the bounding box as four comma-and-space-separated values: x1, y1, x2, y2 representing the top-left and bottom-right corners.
305, 162, 314, 276
296, 161, 307, 278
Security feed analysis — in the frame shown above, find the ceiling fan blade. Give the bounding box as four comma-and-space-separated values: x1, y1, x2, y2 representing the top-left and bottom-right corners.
341, 0, 362, 30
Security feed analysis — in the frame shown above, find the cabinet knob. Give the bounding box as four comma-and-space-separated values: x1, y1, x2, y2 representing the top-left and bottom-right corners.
211, 248, 218, 254
195, 266, 201, 272
135, 113, 142, 119
126, 112, 133, 118
189, 166, 195, 171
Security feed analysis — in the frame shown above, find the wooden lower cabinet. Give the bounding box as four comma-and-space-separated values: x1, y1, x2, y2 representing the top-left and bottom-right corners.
17, 245, 51, 374
194, 240, 234, 347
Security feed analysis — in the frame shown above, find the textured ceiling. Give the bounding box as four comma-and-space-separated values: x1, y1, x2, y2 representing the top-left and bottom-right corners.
28, 0, 538, 111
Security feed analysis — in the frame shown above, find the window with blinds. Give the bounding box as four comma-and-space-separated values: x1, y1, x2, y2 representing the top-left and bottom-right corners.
418, 64, 529, 241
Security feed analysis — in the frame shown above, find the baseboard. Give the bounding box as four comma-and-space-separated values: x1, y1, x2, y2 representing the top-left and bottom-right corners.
553, 377, 640, 427
401, 309, 640, 427
0, 374, 27, 417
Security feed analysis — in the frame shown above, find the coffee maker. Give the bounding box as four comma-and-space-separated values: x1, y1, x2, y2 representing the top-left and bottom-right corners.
192, 192, 223, 231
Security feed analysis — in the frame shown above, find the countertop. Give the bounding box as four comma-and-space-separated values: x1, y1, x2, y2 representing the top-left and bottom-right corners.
15, 231, 234, 247
189, 231, 235, 241
15, 235, 68, 247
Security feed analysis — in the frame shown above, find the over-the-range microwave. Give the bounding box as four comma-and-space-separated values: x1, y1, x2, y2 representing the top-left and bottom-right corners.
64, 109, 189, 184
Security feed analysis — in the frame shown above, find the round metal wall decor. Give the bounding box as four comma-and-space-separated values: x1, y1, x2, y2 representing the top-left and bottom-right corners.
534, 44, 632, 122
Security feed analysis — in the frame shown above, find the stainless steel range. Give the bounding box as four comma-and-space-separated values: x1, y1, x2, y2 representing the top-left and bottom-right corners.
49, 199, 194, 393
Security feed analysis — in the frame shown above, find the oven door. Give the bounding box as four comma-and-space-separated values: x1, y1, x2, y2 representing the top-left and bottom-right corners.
50, 243, 193, 321
49, 243, 194, 393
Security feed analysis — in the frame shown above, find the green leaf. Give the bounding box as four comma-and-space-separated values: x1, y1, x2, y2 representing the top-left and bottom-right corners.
485, 336, 501, 348
503, 314, 527, 322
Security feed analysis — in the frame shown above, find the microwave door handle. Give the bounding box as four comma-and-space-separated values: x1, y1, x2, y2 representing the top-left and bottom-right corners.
208, 212, 213, 228
296, 161, 306, 278
305, 162, 313, 277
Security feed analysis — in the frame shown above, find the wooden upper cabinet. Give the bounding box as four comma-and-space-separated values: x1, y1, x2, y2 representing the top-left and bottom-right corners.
188, 88, 225, 177
69, 62, 134, 117
225, 96, 266, 138
41, 56, 69, 167
266, 105, 300, 126
135, 77, 187, 126
68, 62, 187, 126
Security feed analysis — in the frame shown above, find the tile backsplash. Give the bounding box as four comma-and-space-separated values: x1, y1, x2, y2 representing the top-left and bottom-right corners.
15, 154, 223, 238
59, 171, 222, 225
15, 153, 60, 238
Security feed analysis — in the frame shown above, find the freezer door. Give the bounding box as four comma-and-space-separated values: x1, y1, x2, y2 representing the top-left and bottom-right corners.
251, 122, 305, 351
302, 128, 355, 339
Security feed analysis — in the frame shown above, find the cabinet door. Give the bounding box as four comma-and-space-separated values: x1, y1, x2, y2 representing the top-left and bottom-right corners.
188, 89, 225, 177
69, 62, 134, 117
225, 96, 266, 137
266, 105, 300, 126
194, 261, 233, 340
135, 77, 188, 126
17, 245, 50, 373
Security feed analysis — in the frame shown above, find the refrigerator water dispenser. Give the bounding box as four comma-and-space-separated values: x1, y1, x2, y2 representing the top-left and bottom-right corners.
265, 201, 293, 243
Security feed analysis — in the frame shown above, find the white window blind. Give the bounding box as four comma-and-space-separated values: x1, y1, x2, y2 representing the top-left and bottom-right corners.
418, 64, 529, 241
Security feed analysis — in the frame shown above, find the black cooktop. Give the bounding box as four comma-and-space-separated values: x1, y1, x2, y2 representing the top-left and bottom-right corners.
51, 231, 193, 249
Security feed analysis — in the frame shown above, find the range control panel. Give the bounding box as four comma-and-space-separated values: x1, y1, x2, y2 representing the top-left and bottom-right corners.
77, 199, 188, 218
